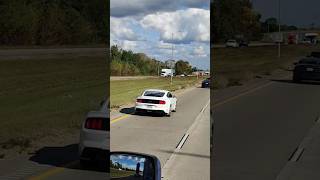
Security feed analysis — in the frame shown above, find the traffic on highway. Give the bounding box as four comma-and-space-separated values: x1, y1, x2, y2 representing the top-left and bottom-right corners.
111, 86, 210, 180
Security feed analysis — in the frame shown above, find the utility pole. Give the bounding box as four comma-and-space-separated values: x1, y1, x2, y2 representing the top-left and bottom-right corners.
157, 59, 160, 77
278, 0, 281, 58
171, 33, 174, 85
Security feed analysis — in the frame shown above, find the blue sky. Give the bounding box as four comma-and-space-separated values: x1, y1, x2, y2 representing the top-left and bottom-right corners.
111, 155, 145, 171
110, 0, 210, 70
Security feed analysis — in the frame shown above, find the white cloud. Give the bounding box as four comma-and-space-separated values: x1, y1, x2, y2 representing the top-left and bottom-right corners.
191, 46, 207, 57
110, 17, 139, 41
140, 8, 210, 44
120, 40, 138, 51
111, 0, 209, 17
157, 41, 173, 49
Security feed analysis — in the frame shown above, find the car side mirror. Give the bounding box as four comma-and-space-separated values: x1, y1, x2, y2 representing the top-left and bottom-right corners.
110, 152, 161, 180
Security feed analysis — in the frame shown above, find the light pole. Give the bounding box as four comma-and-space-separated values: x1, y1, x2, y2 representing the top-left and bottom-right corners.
278, 0, 281, 58
169, 31, 182, 85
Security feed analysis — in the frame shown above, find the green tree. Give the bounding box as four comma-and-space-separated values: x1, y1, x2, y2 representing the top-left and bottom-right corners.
212, 0, 262, 42
175, 60, 192, 75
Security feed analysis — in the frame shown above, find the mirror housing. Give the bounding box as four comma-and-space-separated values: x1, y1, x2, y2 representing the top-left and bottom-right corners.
110, 151, 161, 180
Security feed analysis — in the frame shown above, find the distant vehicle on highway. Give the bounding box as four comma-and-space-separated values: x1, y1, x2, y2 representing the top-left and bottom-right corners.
301, 39, 312, 44
79, 99, 109, 166
135, 89, 177, 116
161, 69, 175, 77
225, 39, 239, 48
293, 57, 320, 83
239, 40, 249, 47
179, 73, 188, 77
201, 77, 211, 88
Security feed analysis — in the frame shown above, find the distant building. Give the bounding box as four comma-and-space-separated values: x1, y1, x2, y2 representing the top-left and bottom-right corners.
262, 30, 320, 44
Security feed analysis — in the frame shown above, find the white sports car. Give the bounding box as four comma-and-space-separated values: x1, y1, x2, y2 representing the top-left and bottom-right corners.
79, 99, 109, 166
135, 89, 177, 116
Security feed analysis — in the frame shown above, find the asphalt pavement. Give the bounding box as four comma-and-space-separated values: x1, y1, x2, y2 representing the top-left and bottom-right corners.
3, 66, 320, 180
212, 75, 320, 180
111, 87, 210, 179
0, 143, 107, 180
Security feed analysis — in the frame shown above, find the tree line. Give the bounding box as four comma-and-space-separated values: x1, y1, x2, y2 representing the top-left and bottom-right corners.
111, 45, 196, 76
211, 0, 299, 43
0, 0, 108, 45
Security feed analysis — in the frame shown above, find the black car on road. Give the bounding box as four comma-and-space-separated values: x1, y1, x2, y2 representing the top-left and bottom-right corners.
201, 77, 211, 88
293, 57, 320, 82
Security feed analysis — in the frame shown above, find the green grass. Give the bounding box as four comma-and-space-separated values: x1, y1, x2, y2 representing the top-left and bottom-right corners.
110, 76, 204, 108
110, 168, 136, 178
212, 44, 320, 89
0, 57, 107, 149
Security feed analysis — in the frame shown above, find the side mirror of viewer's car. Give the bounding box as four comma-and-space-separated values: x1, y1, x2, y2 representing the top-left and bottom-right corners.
110, 152, 161, 180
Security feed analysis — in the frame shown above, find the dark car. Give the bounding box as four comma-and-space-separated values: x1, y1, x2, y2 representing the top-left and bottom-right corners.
293, 57, 320, 82
239, 40, 249, 47
201, 77, 211, 88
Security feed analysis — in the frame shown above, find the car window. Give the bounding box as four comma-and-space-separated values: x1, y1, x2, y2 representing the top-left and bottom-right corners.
143, 91, 165, 97
167, 92, 172, 98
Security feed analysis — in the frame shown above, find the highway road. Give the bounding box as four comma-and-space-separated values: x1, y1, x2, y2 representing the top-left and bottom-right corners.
0, 143, 107, 180
111, 87, 210, 180
212, 42, 275, 48
212, 75, 320, 180
0, 86, 209, 179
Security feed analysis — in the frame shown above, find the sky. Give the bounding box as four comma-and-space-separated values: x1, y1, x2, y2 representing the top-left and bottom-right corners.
111, 155, 145, 171
110, 0, 210, 70
252, 0, 320, 27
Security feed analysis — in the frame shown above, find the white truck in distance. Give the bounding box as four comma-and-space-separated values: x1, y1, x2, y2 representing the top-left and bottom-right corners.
161, 69, 175, 77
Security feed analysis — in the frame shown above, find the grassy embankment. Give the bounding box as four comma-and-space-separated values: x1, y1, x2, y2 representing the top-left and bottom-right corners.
0, 55, 107, 155
110, 76, 205, 108
213, 44, 320, 88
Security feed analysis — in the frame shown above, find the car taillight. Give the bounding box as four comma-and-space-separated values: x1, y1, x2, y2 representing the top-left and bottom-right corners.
137, 99, 144, 103
85, 118, 105, 130
159, 100, 166, 104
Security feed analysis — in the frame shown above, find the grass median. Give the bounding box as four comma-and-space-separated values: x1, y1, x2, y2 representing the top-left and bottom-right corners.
212, 44, 320, 89
0, 56, 107, 155
110, 76, 204, 109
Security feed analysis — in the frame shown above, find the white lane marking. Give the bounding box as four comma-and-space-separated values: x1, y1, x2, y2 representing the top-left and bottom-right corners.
289, 148, 304, 162
162, 100, 210, 179
176, 134, 189, 150
276, 115, 320, 179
